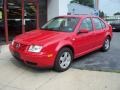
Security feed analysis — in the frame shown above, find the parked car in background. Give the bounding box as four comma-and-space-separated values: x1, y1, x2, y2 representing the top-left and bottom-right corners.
105, 16, 120, 32
110, 20, 120, 31
9, 15, 112, 72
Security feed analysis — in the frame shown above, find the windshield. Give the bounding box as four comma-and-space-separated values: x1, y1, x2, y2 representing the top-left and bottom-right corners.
41, 17, 79, 32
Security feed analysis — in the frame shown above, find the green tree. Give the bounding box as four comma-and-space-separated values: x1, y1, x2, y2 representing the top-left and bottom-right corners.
70, 0, 94, 8
114, 12, 120, 15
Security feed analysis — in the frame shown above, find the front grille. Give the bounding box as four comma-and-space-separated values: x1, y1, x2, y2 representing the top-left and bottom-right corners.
19, 44, 27, 51
13, 42, 28, 51
26, 61, 37, 66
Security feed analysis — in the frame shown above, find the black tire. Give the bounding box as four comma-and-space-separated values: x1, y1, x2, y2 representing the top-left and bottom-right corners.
54, 48, 73, 72
101, 37, 110, 52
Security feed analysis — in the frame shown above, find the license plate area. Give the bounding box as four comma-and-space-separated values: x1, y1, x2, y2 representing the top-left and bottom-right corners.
12, 51, 22, 61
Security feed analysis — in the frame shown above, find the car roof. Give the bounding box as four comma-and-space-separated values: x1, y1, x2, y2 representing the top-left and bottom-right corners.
57, 15, 99, 18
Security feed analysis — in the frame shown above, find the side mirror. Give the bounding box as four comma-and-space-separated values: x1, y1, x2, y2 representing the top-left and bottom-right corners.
78, 28, 89, 34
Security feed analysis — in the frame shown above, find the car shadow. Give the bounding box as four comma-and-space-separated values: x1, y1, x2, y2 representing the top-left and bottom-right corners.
9, 50, 103, 73
71, 49, 112, 72
73, 50, 100, 62
10, 57, 53, 73
71, 47, 120, 73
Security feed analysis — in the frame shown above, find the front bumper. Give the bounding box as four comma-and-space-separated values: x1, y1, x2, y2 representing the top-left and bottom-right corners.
9, 44, 55, 68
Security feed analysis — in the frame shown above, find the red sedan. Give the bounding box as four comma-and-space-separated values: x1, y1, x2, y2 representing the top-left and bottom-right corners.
9, 15, 112, 72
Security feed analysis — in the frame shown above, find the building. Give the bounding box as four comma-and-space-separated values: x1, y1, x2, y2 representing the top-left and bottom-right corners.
0, 0, 98, 44
94, 0, 99, 9
0, 0, 70, 43
68, 3, 97, 16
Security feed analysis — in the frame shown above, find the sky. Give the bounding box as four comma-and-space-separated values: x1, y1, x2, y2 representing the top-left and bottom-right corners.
99, 0, 120, 16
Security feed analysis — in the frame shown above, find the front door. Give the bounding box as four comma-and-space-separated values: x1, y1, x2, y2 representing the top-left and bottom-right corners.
0, 0, 5, 43
7, 0, 22, 41
24, 0, 47, 31
75, 17, 95, 57
7, 0, 39, 40
24, 0, 37, 32
3, 0, 47, 43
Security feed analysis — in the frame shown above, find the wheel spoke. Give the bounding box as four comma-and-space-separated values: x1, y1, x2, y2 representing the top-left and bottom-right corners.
64, 52, 68, 58
59, 52, 71, 69
66, 55, 71, 63
60, 56, 65, 62
105, 39, 109, 49
60, 62, 66, 68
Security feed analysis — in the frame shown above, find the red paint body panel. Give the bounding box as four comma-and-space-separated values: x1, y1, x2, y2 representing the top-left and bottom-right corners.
9, 15, 112, 68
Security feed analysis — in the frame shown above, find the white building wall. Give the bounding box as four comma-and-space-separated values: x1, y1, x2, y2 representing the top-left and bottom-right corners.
68, 3, 94, 15
47, 0, 71, 20
47, 0, 59, 20
47, 0, 99, 20
58, 0, 71, 16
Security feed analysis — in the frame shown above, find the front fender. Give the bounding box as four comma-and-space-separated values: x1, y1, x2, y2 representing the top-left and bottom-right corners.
55, 40, 73, 53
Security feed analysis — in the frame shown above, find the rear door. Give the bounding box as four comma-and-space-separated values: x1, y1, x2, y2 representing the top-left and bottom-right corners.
74, 17, 95, 57
92, 18, 106, 47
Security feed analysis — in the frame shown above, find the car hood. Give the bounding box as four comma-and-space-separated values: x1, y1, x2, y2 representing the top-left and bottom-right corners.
14, 30, 71, 45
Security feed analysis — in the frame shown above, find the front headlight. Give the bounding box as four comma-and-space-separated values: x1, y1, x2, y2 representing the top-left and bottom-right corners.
28, 45, 43, 53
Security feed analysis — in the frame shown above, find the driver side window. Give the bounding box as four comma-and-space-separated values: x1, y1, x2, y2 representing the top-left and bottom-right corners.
80, 18, 93, 32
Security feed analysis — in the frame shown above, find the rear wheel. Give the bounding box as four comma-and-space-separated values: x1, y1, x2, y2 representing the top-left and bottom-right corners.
54, 48, 73, 72
101, 37, 110, 52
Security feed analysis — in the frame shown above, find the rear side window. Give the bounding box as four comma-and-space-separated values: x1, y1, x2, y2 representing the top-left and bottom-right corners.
80, 18, 93, 31
93, 18, 103, 30
100, 20, 106, 29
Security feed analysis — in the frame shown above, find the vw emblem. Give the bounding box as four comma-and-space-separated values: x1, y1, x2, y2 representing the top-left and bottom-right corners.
16, 43, 20, 49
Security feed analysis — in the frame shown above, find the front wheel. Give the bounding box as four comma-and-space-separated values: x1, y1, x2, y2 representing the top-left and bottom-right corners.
101, 37, 110, 52
54, 48, 73, 72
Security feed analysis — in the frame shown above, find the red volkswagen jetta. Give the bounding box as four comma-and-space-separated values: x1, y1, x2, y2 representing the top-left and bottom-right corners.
9, 15, 112, 72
